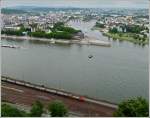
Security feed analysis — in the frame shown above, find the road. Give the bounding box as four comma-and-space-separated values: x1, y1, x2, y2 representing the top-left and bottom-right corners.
2, 81, 117, 117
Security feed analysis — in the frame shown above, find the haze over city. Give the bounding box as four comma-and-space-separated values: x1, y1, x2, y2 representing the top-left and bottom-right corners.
2, 0, 149, 8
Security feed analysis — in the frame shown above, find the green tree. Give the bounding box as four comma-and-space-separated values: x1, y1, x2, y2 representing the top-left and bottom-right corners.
53, 22, 64, 30
56, 26, 80, 34
2, 30, 24, 36
95, 22, 105, 28
29, 101, 44, 117
48, 100, 68, 117
1, 104, 27, 117
109, 27, 118, 34
125, 25, 146, 34
52, 31, 72, 39
114, 97, 149, 117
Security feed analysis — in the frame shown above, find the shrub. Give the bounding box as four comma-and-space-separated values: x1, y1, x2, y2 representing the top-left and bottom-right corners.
29, 101, 44, 117
114, 97, 149, 117
48, 100, 68, 117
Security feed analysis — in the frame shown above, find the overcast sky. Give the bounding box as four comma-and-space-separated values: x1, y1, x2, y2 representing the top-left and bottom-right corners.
2, 0, 149, 8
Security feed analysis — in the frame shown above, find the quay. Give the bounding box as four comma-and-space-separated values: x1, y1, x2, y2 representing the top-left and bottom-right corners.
2, 35, 111, 47
2, 76, 117, 116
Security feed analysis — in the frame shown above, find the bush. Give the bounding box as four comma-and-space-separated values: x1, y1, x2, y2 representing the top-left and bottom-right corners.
1, 104, 27, 117
48, 100, 68, 117
29, 101, 44, 117
114, 97, 149, 117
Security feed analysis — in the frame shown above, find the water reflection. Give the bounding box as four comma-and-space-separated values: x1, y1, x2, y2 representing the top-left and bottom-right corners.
29, 40, 51, 45
2, 38, 24, 43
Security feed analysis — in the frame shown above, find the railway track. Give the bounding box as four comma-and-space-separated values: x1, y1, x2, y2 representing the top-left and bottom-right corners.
1, 76, 117, 116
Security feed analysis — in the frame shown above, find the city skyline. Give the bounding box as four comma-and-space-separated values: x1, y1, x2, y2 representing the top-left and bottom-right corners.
2, 0, 149, 8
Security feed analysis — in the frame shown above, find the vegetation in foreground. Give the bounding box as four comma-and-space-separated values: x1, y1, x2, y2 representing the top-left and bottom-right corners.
1, 104, 28, 117
1, 100, 68, 117
29, 101, 44, 117
114, 97, 149, 117
1, 97, 148, 117
48, 100, 68, 117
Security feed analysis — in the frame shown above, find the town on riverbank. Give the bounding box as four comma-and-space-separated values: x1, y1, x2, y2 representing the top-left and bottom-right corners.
2, 7, 149, 46
94, 14, 149, 45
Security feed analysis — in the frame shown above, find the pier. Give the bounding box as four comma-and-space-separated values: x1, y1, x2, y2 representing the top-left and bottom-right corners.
2, 76, 117, 116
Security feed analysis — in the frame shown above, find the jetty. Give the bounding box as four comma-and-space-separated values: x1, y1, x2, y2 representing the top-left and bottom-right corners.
2, 76, 117, 116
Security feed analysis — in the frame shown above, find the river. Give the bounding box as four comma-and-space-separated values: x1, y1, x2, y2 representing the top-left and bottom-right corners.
1, 20, 149, 103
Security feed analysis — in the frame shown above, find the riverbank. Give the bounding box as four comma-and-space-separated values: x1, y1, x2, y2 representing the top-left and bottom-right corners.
103, 32, 149, 45
1, 35, 111, 47
2, 76, 117, 116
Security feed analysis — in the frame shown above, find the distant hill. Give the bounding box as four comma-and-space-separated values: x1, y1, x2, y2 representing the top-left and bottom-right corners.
3, 6, 83, 13
1, 8, 28, 14
2, 6, 148, 15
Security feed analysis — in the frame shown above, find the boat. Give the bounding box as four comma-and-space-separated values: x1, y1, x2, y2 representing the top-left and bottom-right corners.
88, 55, 93, 59
1, 45, 20, 49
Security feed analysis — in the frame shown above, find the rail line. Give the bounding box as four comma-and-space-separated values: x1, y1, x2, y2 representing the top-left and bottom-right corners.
1, 76, 118, 109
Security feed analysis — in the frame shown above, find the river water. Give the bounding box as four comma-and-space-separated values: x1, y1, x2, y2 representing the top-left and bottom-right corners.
2, 20, 149, 103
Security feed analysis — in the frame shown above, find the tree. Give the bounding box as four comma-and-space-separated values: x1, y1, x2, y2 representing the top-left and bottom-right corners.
56, 26, 80, 34
1, 104, 27, 117
95, 22, 105, 28
114, 97, 149, 117
48, 100, 68, 117
53, 22, 64, 30
125, 25, 146, 34
2, 30, 24, 36
109, 27, 118, 34
29, 101, 44, 117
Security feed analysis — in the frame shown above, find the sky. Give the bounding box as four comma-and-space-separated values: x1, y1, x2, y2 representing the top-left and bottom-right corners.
1, 0, 149, 8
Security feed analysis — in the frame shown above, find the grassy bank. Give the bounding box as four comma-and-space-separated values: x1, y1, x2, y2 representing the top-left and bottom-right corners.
103, 32, 149, 45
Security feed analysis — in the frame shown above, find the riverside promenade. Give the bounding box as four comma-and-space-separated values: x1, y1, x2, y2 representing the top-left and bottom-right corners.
1, 35, 111, 47
2, 76, 117, 117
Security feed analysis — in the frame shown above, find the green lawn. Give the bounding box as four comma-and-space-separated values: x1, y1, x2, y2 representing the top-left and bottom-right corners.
103, 32, 149, 45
